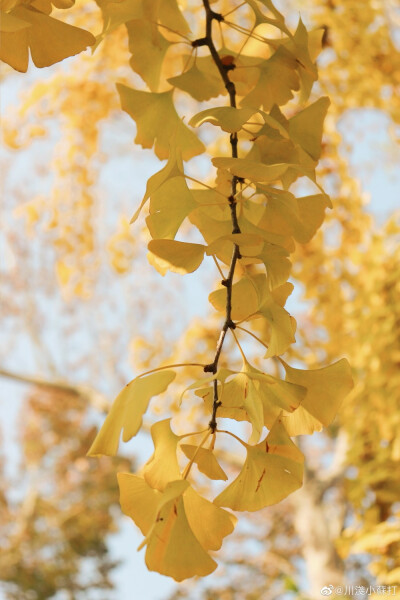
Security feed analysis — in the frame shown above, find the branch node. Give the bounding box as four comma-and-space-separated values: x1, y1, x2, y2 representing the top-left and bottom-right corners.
210, 11, 224, 22
221, 279, 229, 287
192, 37, 208, 48
227, 320, 236, 330
204, 363, 217, 374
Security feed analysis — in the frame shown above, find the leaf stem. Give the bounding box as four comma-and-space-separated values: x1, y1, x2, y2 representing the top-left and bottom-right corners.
136, 363, 205, 380
216, 429, 247, 448
182, 429, 211, 479
236, 325, 269, 351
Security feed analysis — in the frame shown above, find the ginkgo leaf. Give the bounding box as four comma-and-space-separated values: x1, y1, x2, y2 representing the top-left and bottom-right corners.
126, 20, 171, 91
212, 157, 288, 184
143, 419, 182, 491
214, 418, 304, 511
198, 360, 304, 433
245, 0, 290, 35
1, 5, 95, 72
258, 243, 291, 289
87, 371, 176, 456
209, 277, 259, 322
146, 176, 196, 239
180, 445, 228, 481
0, 12, 30, 72
206, 233, 264, 259
95, 0, 142, 41
189, 210, 233, 264
256, 186, 331, 244
132, 144, 184, 223
143, 0, 190, 36
118, 472, 161, 536
183, 486, 236, 550
168, 57, 225, 101
284, 18, 317, 102
148, 239, 205, 275
281, 359, 354, 435
251, 274, 296, 356
141, 480, 217, 581
241, 46, 300, 111
189, 107, 256, 133
288, 97, 330, 161
117, 84, 205, 161
245, 363, 306, 427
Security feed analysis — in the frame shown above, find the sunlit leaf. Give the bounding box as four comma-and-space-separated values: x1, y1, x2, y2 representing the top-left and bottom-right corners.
189, 107, 256, 133
281, 359, 354, 435
141, 480, 217, 581
87, 371, 176, 456
180, 444, 228, 481
126, 20, 171, 91
132, 144, 184, 224
117, 84, 205, 160
214, 418, 304, 511
146, 176, 196, 239
241, 46, 300, 111
143, 418, 182, 491
118, 472, 161, 535
212, 157, 288, 184
288, 97, 330, 161
1, 5, 95, 72
168, 56, 225, 101
183, 486, 236, 549
148, 239, 206, 275
208, 277, 259, 322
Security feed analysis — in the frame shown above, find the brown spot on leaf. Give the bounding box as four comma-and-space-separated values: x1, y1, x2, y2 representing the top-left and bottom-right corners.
256, 468, 266, 492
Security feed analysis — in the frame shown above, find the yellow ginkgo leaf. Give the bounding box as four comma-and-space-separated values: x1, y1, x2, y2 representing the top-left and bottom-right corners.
245, 0, 290, 35
4, 5, 95, 72
183, 486, 236, 550
189, 107, 256, 133
256, 186, 331, 244
180, 444, 228, 481
146, 176, 196, 240
242, 362, 305, 424
208, 277, 259, 322
258, 243, 291, 289
148, 239, 206, 275
118, 473, 161, 535
241, 46, 300, 111
143, 0, 190, 36
131, 144, 184, 224
168, 57, 225, 101
283, 18, 317, 102
95, 0, 142, 41
295, 193, 332, 242
206, 233, 265, 259
141, 480, 217, 581
250, 274, 296, 356
117, 84, 205, 161
212, 157, 288, 184
281, 359, 354, 435
198, 360, 304, 432
143, 419, 182, 491
288, 97, 330, 161
189, 210, 232, 264
87, 371, 176, 456
126, 20, 171, 92
214, 418, 304, 511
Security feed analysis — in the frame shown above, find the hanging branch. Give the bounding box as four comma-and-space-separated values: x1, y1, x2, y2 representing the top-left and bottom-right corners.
195, 0, 242, 433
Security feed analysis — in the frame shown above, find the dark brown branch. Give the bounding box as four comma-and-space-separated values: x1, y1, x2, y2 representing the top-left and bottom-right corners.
201, 0, 242, 433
